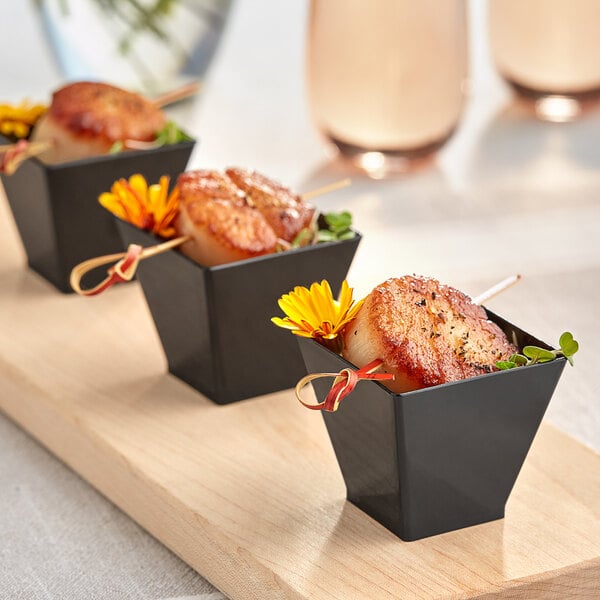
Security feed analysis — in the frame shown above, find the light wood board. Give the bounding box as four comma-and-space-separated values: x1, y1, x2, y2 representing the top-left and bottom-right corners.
0, 196, 599, 599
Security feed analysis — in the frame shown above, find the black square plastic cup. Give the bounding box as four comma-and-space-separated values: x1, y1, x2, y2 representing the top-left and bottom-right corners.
297, 312, 566, 541
116, 219, 362, 404
1, 137, 195, 293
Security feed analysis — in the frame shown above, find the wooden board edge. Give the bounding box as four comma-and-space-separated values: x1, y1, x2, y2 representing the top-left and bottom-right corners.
470, 557, 600, 599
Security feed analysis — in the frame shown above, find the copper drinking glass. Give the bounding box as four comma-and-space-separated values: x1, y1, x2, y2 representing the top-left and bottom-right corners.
489, 0, 600, 122
306, 0, 468, 177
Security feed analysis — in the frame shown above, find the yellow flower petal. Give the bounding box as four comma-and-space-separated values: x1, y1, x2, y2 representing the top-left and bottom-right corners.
271, 279, 363, 348
98, 173, 179, 239
0, 101, 47, 139
292, 330, 316, 338
129, 174, 148, 199
271, 316, 303, 330
337, 280, 352, 314
279, 291, 320, 327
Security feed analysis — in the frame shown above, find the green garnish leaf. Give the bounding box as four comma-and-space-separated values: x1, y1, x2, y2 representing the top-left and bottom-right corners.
509, 353, 528, 366
154, 121, 193, 146
292, 227, 315, 248
496, 331, 579, 370
496, 361, 518, 370
317, 211, 355, 243
325, 211, 352, 231
522, 346, 557, 363
109, 140, 124, 154
559, 331, 579, 360
316, 229, 338, 243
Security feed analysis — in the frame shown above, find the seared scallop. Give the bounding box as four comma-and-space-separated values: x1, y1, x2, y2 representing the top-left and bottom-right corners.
31, 81, 166, 164
177, 170, 245, 205
225, 167, 315, 242
342, 276, 518, 392
174, 170, 277, 266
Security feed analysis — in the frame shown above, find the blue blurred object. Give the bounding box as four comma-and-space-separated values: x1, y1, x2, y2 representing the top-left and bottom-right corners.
36, 0, 233, 94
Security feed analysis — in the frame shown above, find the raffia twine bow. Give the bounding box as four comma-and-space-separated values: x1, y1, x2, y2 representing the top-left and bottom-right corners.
70, 235, 189, 296
295, 358, 394, 412
0, 140, 52, 175
70, 244, 143, 296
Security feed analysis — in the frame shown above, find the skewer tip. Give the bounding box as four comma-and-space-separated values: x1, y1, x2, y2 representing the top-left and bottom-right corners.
472, 274, 522, 306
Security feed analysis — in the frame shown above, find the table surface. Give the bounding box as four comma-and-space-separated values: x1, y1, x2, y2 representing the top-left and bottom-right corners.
1, 1, 600, 599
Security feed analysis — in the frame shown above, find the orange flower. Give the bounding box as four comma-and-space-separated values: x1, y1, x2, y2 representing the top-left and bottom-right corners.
99, 173, 179, 238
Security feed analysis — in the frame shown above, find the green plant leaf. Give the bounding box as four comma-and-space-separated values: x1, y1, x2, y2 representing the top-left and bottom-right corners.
317, 211, 355, 244
291, 228, 314, 248
317, 229, 337, 243
559, 331, 579, 358
325, 211, 352, 232
109, 140, 124, 154
498, 332, 580, 370
508, 353, 528, 366
155, 121, 193, 146
496, 360, 518, 370
522, 346, 557, 363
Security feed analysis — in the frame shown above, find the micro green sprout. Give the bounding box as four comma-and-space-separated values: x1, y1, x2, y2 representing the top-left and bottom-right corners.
290, 210, 356, 248
496, 331, 579, 370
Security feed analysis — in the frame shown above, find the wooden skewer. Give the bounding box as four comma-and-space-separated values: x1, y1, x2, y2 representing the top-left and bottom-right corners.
301, 178, 351, 202
0, 143, 23, 153
121, 139, 160, 151
472, 274, 521, 306
139, 235, 191, 258
152, 81, 201, 108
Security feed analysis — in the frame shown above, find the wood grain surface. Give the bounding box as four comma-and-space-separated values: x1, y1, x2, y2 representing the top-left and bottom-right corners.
0, 189, 599, 599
